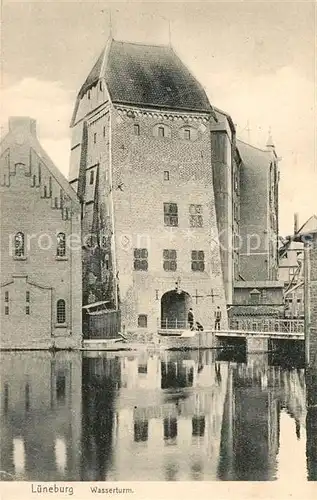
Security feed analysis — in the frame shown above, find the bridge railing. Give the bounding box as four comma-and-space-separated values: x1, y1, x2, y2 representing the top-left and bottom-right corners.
229, 318, 304, 333
159, 318, 189, 330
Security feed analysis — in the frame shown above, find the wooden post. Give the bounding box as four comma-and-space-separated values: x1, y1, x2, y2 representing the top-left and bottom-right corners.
304, 243, 311, 366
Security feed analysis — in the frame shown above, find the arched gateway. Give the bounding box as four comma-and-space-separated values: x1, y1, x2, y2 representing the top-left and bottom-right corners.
161, 290, 192, 329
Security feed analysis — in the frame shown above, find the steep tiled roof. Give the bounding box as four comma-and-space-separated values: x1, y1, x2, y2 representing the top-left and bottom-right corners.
236, 140, 272, 170
78, 39, 212, 113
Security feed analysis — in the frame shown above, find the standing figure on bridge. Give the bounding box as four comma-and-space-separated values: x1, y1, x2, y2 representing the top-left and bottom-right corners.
187, 308, 194, 330
214, 306, 222, 330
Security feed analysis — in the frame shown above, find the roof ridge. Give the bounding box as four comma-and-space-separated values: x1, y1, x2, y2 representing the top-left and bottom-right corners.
112, 39, 171, 49
237, 138, 270, 153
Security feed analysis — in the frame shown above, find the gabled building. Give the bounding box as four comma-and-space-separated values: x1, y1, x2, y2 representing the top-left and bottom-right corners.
69, 38, 228, 333
0, 117, 82, 349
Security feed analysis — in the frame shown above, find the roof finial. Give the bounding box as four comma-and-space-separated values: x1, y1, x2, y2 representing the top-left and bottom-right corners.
109, 9, 113, 39
168, 20, 172, 46
266, 126, 275, 150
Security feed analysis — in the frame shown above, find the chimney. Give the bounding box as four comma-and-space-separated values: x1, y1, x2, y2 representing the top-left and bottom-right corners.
9, 117, 37, 137
294, 213, 299, 234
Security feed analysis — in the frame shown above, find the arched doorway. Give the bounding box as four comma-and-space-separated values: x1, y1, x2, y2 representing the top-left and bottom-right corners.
161, 290, 192, 329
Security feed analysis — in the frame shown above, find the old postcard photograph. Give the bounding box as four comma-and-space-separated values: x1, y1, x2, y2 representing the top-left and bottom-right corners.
0, 0, 316, 499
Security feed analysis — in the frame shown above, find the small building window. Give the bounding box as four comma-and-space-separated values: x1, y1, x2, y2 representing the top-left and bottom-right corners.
26, 291, 30, 302
163, 249, 177, 271
56, 233, 66, 257
5, 291, 9, 302
191, 250, 205, 272
189, 205, 203, 228
134, 124, 140, 136
56, 299, 66, 324
250, 289, 261, 304
184, 128, 191, 140
5, 306, 9, 316
26, 306, 30, 315
164, 203, 178, 227
88, 90, 91, 100
164, 171, 170, 181
25, 383, 30, 411
99, 81, 103, 91
56, 371, 66, 403
14, 232, 25, 257
138, 314, 148, 328
158, 126, 165, 138
93, 133, 97, 144
89, 170, 95, 185
134, 248, 148, 271
103, 126, 106, 137
43, 185, 47, 198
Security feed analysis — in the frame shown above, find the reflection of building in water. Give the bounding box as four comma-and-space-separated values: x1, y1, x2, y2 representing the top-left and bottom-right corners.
0, 352, 82, 481
105, 352, 229, 481
306, 368, 317, 481
80, 355, 121, 481
218, 361, 306, 481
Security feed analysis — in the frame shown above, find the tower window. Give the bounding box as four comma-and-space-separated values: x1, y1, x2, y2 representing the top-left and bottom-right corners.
134, 124, 140, 136
56, 299, 66, 324
26, 291, 30, 302
56, 233, 66, 258
184, 129, 191, 140
5, 306, 9, 316
164, 203, 178, 227
26, 306, 30, 315
189, 205, 203, 228
138, 314, 148, 328
191, 250, 205, 272
103, 126, 106, 137
163, 249, 177, 271
164, 171, 170, 181
99, 81, 103, 91
134, 248, 148, 271
5, 291, 9, 302
89, 170, 95, 185
158, 126, 165, 138
93, 133, 97, 144
14, 232, 25, 257
88, 90, 91, 100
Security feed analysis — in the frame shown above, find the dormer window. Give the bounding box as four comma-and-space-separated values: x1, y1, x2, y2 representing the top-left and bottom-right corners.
158, 126, 165, 138
184, 129, 191, 140
153, 124, 171, 139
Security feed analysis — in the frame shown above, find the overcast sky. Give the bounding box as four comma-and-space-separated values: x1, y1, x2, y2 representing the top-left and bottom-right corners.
1, 0, 316, 235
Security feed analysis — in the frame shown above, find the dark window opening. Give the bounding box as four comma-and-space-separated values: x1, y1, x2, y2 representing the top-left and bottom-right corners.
57, 233, 66, 257
189, 205, 203, 228
5, 291, 9, 302
5, 306, 9, 316
191, 250, 205, 272
88, 90, 91, 100
134, 124, 140, 136
103, 126, 106, 137
4, 384, 9, 414
15, 232, 25, 257
93, 133, 97, 144
26, 306, 30, 315
163, 249, 177, 271
134, 248, 148, 271
164, 171, 170, 181
89, 170, 95, 185
26, 291, 30, 302
138, 314, 148, 328
57, 299, 66, 324
164, 203, 178, 227
134, 420, 148, 442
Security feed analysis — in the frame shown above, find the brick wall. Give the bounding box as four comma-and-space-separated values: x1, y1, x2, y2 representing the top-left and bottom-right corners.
0, 134, 82, 348
103, 105, 227, 331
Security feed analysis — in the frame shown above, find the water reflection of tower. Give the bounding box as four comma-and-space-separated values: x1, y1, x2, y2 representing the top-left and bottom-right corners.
0, 352, 82, 481
218, 362, 280, 481
80, 354, 121, 481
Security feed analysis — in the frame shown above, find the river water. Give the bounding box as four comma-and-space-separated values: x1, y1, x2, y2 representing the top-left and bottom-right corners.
0, 349, 316, 482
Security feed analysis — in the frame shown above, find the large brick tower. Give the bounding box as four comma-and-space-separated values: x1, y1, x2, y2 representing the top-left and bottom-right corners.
69, 38, 227, 332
